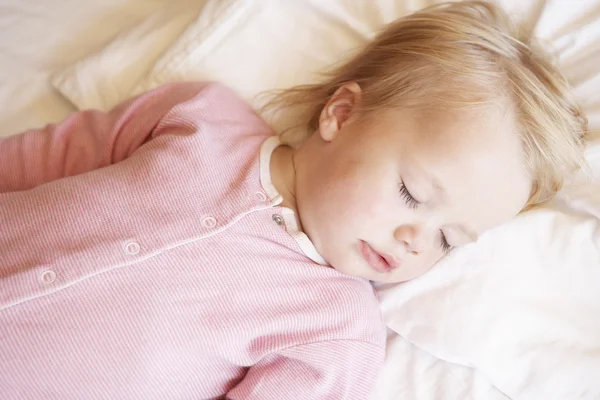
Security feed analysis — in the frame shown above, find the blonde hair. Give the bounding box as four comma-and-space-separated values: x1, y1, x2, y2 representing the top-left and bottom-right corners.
263, 1, 587, 208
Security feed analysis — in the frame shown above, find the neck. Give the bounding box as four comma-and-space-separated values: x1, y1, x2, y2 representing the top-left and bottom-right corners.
270, 144, 299, 215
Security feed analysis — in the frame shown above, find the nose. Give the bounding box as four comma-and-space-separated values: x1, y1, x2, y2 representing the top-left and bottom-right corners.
394, 224, 428, 254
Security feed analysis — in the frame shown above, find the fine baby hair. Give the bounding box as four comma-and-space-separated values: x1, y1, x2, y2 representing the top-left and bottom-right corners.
266, 0, 587, 208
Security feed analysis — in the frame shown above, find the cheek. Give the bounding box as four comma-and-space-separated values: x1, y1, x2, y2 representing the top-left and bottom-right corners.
302, 149, 398, 236
325, 175, 387, 223
310, 162, 360, 205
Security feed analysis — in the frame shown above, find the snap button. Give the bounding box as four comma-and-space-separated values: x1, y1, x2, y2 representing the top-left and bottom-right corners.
125, 241, 141, 255
272, 214, 284, 226
255, 191, 267, 202
40, 270, 57, 285
203, 217, 217, 228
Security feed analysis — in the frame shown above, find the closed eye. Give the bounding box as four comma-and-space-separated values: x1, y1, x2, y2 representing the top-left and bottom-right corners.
399, 182, 420, 209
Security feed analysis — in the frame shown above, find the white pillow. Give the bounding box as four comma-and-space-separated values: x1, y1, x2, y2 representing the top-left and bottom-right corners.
50, 0, 210, 111
51, 0, 600, 398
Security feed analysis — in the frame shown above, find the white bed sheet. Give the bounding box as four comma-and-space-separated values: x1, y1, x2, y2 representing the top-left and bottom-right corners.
372, 330, 513, 400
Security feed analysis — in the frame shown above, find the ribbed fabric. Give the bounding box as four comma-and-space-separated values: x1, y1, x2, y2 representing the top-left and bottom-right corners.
0, 82, 386, 400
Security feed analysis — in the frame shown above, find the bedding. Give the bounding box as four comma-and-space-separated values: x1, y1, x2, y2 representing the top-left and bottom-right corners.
2, 0, 600, 398
0, 0, 204, 137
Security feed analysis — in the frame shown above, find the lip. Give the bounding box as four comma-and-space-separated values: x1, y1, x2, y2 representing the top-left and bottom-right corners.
359, 241, 400, 273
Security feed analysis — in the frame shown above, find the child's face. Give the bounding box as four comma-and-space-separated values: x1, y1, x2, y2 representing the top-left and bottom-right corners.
294, 84, 531, 283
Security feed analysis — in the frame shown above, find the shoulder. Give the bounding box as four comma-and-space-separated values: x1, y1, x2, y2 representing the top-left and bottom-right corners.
291, 271, 387, 349
147, 82, 274, 153
157, 82, 267, 127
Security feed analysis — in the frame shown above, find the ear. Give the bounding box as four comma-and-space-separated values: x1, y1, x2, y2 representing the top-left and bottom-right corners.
318, 82, 362, 142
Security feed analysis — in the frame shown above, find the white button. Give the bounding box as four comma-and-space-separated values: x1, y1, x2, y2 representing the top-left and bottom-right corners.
203, 217, 217, 228
40, 270, 57, 285
272, 214, 284, 226
255, 192, 267, 202
125, 241, 141, 255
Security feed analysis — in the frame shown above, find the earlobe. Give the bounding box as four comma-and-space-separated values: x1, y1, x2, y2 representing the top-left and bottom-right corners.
319, 115, 338, 142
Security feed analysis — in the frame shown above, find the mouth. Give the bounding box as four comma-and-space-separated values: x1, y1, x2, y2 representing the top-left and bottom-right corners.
358, 241, 400, 274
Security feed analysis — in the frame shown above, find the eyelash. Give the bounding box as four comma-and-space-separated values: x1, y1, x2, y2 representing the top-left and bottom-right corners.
398, 182, 419, 209
399, 181, 452, 254
439, 231, 452, 254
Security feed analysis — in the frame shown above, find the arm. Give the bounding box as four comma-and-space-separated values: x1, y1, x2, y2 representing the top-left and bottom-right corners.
227, 340, 384, 400
0, 82, 209, 193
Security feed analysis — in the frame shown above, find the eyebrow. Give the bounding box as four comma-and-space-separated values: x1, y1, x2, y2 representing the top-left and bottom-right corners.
453, 224, 479, 242
413, 164, 445, 200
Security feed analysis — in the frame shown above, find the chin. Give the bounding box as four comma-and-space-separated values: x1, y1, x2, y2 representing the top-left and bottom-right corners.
327, 257, 368, 280
372, 274, 412, 284
330, 260, 419, 283
328, 255, 378, 281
